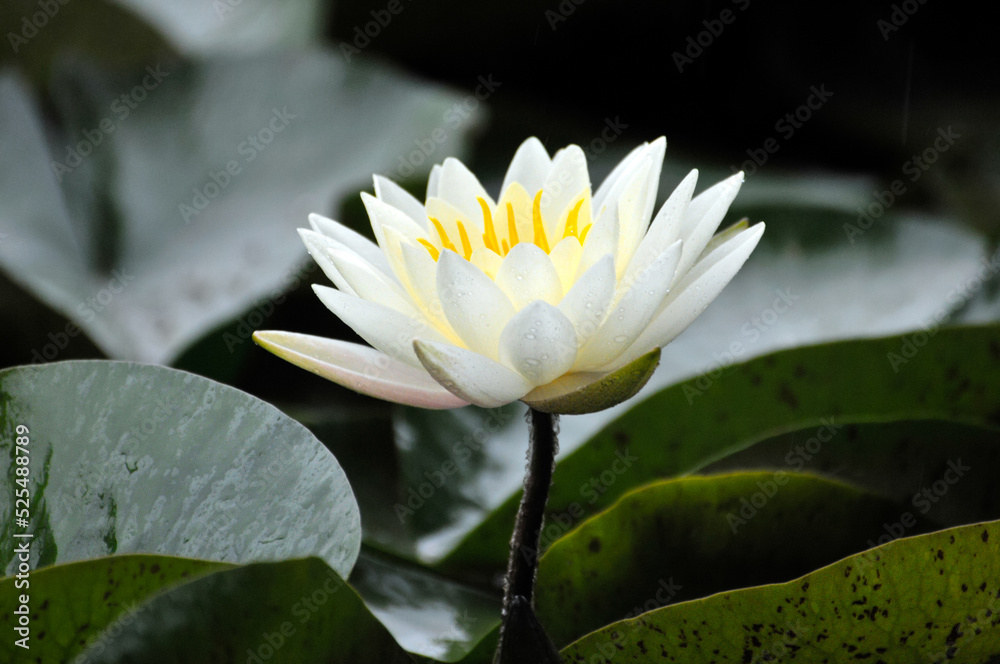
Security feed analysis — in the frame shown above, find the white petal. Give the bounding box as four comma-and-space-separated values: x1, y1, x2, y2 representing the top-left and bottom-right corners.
622, 169, 698, 284
373, 175, 427, 226
437, 250, 516, 358
558, 254, 615, 347
437, 157, 494, 222
674, 172, 744, 280
611, 223, 765, 370
495, 243, 563, 308
307, 213, 392, 279
575, 240, 682, 371
361, 192, 429, 251
298, 228, 356, 297
313, 285, 450, 367
414, 339, 532, 408
592, 140, 653, 213
540, 144, 590, 239
303, 233, 420, 317
253, 332, 468, 409
548, 236, 584, 294
614, 157, 655, 275
498, 301, 578, 384
427, 163, 442, 199
502, 137, 552, 195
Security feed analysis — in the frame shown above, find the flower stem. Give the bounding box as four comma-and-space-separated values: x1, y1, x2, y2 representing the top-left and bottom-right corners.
496, 407, 562, 663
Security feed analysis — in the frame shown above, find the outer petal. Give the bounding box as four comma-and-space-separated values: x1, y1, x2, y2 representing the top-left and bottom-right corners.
557, 254, 616, 347
307, 213, 393, 280
313, 284, 450, 367
674, 171, 744, 280
302, 232, 421, 317
495, 243, 563, 308
610, 222, 766, 370
574, 240, 682, 370
373, 175, 427, 225
498, 301, 578, 384
252, 331, 468, 409
621, 169, 697, 285
437, 250, 516, 358
361, 192, 430, 250
502, 136, 552, 195
413, 339, 533, 408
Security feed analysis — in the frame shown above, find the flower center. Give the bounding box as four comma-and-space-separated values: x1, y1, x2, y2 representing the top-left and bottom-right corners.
417, 189, 591, 262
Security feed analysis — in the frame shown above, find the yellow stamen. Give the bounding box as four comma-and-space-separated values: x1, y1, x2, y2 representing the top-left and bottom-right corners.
429, 217, 457, 253
579, 223, 592, 244
479, 197, 499, 254
506, 202, 519, 253
418, 238, 440, 261
501, 238, 510, 255
456, 220, 473, 259
532, 190, 550, 253
563, 198, 585, 239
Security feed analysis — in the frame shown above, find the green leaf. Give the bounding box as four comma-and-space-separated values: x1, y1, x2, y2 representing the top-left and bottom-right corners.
0, 554, 229, 662
111, 0, 328, 54
0, 50, 480, 363
561, 520, 1000, 663
534, 472, 938, 648
74, 557, 415, 664
0, 361, 361, 577
438, 324, 1000, 576
349, 549, 501, 662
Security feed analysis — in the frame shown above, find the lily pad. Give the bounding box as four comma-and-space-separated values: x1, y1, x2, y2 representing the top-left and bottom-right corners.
438, 324, 1000, 575
0, 50, 479, 364
534, 472, 938, 647
561, 519, 1000, 663
0, 361, 361, 577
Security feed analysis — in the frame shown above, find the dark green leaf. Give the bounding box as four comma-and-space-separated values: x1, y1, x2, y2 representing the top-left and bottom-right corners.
561, 520, 1000, 663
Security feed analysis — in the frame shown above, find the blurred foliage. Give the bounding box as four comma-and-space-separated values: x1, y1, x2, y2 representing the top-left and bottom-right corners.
1, 0, 999, 660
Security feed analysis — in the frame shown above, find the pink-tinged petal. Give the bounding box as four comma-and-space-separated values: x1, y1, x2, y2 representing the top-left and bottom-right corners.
253, 331, 468, 409
608, 222, 765, 371
413, 339, 533, 408
502, 137, 552, 195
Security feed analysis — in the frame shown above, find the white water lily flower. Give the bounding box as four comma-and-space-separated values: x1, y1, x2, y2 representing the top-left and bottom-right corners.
253, 137, 764, 413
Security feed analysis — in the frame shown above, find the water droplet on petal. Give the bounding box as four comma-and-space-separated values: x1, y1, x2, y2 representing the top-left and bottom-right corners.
613, 334, 629, 343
